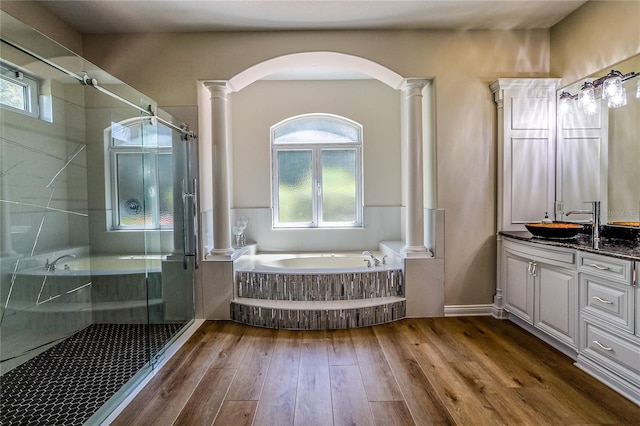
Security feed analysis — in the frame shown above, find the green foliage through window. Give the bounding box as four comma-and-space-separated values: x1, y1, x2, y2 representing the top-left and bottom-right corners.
272, 114, 362, 228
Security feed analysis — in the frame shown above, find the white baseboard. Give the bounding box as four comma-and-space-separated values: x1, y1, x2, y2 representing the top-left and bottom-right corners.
444, 304, 493, 317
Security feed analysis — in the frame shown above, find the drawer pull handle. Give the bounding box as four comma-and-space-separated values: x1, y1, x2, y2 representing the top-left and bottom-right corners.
588, 263, 610, 271
593, 340, 613, 351
592, 296, 613, 304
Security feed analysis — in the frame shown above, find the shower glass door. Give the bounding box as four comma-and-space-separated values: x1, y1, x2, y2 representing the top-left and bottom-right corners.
140, 110, 196, 363
0, 10, 196, 425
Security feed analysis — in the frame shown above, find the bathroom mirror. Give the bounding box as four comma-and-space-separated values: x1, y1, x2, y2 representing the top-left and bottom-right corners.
556, 54, 640, 226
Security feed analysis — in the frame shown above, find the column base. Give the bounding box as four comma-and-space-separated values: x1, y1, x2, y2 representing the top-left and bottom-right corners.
207, 247, 235, 260
402, 245, 433, 258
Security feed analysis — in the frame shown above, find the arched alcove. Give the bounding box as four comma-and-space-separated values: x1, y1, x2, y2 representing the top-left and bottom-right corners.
198, 51, 442, 320
228, 51, 405, 92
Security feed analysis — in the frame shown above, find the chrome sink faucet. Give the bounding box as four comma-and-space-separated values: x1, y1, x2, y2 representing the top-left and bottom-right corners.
566, 201, 600, 249
46, 254, 76, 271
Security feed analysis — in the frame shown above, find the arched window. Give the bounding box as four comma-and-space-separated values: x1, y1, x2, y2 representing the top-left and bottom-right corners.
271, 113, 363, 228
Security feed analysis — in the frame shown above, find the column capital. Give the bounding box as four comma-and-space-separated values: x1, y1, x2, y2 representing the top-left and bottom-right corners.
204, 80, 232, 98
401, 78, 430, 93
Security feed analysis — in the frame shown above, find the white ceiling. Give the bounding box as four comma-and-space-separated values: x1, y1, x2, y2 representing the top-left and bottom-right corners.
37, 0, 588, 34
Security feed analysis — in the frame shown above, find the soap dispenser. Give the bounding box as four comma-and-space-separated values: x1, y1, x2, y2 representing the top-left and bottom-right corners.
541, 212, 552, 224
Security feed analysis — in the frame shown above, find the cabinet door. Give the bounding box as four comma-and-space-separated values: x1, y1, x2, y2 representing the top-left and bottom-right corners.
535, 263, 578, 348
503, 249, 534, 324
510, 137, 553, 225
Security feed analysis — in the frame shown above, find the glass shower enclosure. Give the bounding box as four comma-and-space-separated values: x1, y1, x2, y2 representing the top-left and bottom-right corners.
0, 11, 197, 425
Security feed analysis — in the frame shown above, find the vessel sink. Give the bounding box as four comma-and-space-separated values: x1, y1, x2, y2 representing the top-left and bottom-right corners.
525, 222, 583, 239
608, 222, 640, 227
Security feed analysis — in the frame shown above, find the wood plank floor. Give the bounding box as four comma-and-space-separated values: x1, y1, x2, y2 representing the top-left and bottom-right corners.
113, 317, 640, 425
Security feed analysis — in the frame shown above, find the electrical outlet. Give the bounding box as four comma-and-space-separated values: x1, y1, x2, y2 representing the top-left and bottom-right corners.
555, 201, 564, 216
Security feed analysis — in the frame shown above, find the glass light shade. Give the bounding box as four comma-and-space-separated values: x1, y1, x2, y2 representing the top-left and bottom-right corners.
578, 83, 595, 109
602, 75, 622, 99
608, 87, 627, 108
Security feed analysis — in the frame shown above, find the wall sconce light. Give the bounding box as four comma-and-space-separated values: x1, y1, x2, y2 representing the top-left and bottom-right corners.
559, 69, 639, 114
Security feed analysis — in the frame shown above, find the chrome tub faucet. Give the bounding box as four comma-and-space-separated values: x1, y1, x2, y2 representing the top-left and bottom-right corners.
362, 251, 381, 266
46, 254, 76, 271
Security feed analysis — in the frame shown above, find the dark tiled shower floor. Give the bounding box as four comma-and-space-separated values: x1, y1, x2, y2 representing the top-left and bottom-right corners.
0, 323, 185, 425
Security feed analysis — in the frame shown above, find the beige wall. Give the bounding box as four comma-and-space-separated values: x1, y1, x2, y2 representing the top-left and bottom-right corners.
551, 0, 640, 88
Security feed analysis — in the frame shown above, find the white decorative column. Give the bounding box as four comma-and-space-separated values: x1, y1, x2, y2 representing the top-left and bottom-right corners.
402, 78, 429, 256
205, 81, 234, 256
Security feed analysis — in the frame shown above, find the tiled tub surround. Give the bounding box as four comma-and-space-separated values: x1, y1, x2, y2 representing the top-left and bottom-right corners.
236, 269, 403, 301
231, 252, 406, 329
231, 300, 406, 329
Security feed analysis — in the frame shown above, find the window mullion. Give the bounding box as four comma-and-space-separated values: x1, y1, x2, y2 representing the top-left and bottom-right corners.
314, 146, 321, 227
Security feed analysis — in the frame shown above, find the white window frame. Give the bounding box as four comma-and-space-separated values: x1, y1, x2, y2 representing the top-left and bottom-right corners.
271, 113, 363, 228
107, 117, 173, 230
0, 62, 39, 118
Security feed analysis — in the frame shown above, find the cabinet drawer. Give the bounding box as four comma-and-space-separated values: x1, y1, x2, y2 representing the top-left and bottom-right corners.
577, 252, 632, 285
580, 319, 640, 378
580, 274, 634, 334
503, 238, 575, 267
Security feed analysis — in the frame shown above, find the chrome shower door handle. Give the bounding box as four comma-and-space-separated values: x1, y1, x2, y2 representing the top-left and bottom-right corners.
191, 178, 199, 270
181, 178, 199, 270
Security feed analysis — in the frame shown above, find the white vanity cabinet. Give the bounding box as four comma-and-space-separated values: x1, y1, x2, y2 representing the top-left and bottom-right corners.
577, 253, 640, 405
502, 238, 578, 349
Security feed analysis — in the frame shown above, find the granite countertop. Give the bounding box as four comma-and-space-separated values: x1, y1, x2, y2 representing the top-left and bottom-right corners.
499, 231, 640, 262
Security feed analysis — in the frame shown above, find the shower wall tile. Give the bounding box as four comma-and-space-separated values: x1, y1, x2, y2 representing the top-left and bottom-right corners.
1, 89, 88, 257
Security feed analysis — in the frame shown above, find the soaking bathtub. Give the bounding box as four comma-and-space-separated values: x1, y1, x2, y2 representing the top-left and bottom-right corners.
232, 251, 406, 329
235, 251, 400, 273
